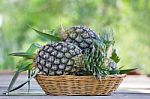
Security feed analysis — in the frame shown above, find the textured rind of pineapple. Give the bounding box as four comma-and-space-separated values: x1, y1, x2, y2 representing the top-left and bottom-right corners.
35, 42, 83, 76
64, 26, 99, 53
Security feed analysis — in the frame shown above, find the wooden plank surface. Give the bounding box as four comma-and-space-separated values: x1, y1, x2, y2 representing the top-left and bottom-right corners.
0, 74, 150, 99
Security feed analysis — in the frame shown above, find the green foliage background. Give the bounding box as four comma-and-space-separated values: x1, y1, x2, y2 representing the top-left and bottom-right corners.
0, 0, 149, 74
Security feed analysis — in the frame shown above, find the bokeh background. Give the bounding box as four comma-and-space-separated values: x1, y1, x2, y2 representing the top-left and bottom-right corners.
0, 0, 149, 74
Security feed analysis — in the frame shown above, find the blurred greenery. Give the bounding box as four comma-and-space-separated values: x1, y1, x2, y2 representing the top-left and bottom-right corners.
0, 0, 149, 74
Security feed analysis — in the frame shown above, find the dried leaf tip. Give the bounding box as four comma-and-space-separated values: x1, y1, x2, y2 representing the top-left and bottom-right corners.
60, 24, 67, 39
59, 17, 67, 39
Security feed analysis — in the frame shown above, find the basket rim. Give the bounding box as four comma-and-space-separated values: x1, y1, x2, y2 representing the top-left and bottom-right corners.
36, 74, 126, 78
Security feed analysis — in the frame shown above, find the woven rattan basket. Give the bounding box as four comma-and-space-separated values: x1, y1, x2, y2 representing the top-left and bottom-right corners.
36, 74, 126, 96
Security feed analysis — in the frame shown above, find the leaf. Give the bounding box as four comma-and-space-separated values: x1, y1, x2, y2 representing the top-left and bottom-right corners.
7, 71, 20, 93
60, 24, 67, 39
6, 59, 32, 94
26, 43, 41, 54
119, 68, 138, 74
102, 29, 115, 50
93, 40, 99, 49
25, 43, 41, 92
7, 79, 29, 93
8, 43, 40, 93
109, 70, 119, 74
45, 28, 61, 37
29, 25, 61, 42
9, 52, 34, 59
9, 43, 41, 59
4, 68, 39, 94
27, 70, 32, 92
7, 43, 40, 92
110, 49, 120, 63
95, 66, 101, 78
109, 28, 115, 44
17, 60, 32, 72
119, 65, 126, 69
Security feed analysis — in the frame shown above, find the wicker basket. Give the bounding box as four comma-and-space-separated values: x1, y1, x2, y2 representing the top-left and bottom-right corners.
36, 74, 126, 96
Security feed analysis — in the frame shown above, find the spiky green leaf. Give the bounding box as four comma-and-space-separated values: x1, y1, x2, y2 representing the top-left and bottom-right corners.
7, 59, 32, 94
7, 71, 20, 93
26, 43, 41, 54
16, 60, 32, 72
30, 26, 61, 42
110, 49, 120, 63
5, 69, 39, 94
109, 70, 119, 74
9, 52, 34, 59
119, 68, 137, 74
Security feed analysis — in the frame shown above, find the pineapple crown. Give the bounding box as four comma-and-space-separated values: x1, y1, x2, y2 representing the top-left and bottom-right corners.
82, 29, 120, 79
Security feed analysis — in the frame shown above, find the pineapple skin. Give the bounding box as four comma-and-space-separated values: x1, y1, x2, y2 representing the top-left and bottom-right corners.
35, 42, 83, 76
64, 26, 99, 53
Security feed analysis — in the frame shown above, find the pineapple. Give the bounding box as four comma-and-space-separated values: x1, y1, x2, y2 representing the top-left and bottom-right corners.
63, 26, 99, 53
35, 42, 83, 76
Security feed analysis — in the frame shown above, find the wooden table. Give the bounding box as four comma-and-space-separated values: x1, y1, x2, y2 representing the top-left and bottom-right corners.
0, 74, 150, 99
